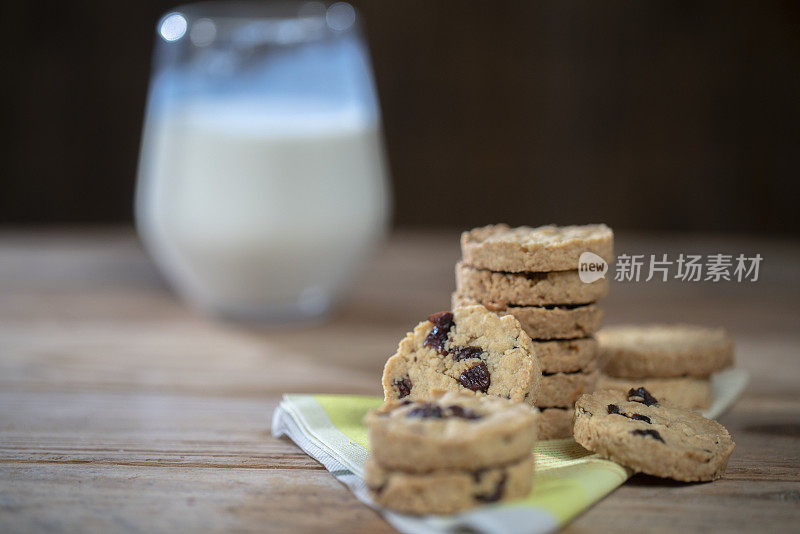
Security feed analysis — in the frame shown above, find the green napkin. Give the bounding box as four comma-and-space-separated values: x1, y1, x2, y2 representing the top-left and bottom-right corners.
272, 368, 747, 534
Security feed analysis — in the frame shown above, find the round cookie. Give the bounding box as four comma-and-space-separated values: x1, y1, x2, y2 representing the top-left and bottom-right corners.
382, 305, 541, 405
532, 338, 599, 374
539, 370, 599, 407
599, 324, 734, 378
452, 293, 603, 340
365, 454, 534, 515
573, 388, 735, 481
538, 407, 574, 440
366, 392, 538, 473
595, 374, 712, 410
461, 223, 614, 273
456, 263, 608, 306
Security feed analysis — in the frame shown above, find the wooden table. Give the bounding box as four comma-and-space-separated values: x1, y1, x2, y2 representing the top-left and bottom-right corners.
1, 229, 798, 533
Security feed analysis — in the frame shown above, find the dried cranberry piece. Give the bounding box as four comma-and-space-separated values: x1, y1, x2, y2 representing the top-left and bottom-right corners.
406, 403, 444, 419
608, 404, 651, 424
446, 405, 483, 420
393, 377, 412, 398
628, 387, 659, 406
452, 346, 483, 362
459, 362, 491, 393
424, 311, 454, 354
472, 469, 485, 483
475, 474, 507, 503
631, 429, 665, 443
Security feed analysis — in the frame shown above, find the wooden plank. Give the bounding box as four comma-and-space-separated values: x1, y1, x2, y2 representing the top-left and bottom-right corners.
1, 463, 394, 534
0, 392, 311, 468
0, 322, 381, 397
565, 479, 800, 534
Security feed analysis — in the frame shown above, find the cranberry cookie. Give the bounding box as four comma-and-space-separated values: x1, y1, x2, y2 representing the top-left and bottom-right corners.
366, 392, 538, 473
456, 263, 608, 306
461, 223, 614, 273
452, 293, 603, 340
382, 305, 541, 405
539, 369, 599, 407
573, 388, 735, 481
596, 374, 712, 410
365, 454, 534, 515
599, 324, 734, 378
538, 407, 574, 440
532, 338, 599, 373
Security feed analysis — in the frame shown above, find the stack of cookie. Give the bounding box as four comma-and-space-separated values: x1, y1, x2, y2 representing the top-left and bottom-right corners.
365, 392, 538, 514
452, 223, 614, 439
596, 324, 734, 410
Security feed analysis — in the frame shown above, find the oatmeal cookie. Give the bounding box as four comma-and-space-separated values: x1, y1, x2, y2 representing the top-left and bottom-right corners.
595, 374, 712, 410
538, 407, 574, 440
452, 293, 603, 340
365, 454, 534, 515
366, 392, 538, 472
456, 263, 608, 306
539, 369, 599, 407
599, 324, 734, 378
461, 223, 614, 273
573, 388, 735, 481
382, 306, 541, 405
532, 338, 599, 374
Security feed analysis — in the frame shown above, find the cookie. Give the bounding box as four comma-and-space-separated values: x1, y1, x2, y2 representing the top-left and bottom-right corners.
532, 338, 599, 374
573, 388, 735, 481
596, 374, 712, 410
382, 305, 541, 405
598, 324, 734, 378
538, 407, 574, 440
456, 263, 608, 306
461, 223, 614, 273
452, 293, 603, 340
539, 370, 599, 407
365, 454, 534, 515
366, 392, 538, 473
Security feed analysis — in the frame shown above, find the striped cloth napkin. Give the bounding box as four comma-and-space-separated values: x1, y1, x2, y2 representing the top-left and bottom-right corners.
271, 368, 747, 534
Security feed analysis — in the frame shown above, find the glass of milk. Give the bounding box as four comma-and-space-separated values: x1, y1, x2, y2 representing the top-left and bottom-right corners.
136, 2, 391, 322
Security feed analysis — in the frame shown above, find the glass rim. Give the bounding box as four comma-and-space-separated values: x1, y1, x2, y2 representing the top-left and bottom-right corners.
156, 1, 360, 46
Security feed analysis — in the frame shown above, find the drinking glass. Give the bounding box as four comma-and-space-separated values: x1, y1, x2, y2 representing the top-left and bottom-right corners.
136, 2, 391, 322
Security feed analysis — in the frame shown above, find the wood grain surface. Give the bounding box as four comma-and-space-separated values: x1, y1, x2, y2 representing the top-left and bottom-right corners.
0, 229, 798, 533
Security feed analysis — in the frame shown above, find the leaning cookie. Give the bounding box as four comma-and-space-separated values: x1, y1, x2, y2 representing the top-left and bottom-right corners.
365, 454, 534, 515
598, 324, 734, 378
456, 263, 608, 306
461, 223, 614, 273
366, 392, 538, 473
596, 374, 712, 410
573, 388, 735, 481
452, 293, 603, 340
382, 306, 541, 405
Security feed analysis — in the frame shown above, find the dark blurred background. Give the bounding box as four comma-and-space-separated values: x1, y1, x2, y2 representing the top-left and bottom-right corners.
4, 1, 799, 234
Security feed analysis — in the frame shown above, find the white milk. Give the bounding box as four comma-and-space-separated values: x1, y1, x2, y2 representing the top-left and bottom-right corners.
136, 98, 390, 320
